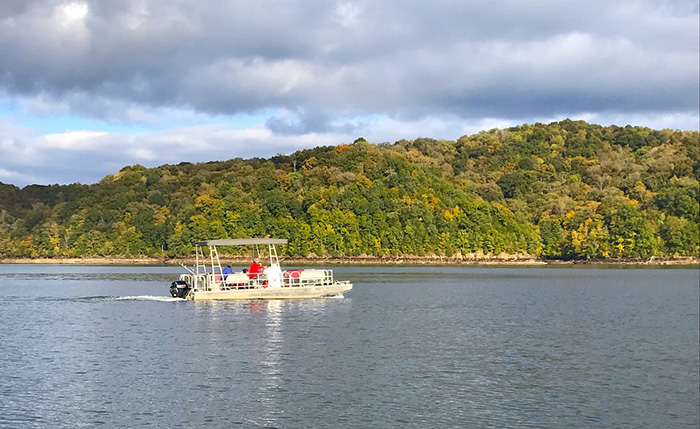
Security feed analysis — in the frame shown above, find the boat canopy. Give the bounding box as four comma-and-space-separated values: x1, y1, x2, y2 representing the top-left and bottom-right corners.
193, 238, 288, 247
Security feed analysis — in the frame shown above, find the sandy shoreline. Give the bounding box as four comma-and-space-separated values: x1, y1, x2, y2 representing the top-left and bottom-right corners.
1, 256, 697, 267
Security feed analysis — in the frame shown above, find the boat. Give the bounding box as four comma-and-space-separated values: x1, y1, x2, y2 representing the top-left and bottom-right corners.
169, 238, 353, 300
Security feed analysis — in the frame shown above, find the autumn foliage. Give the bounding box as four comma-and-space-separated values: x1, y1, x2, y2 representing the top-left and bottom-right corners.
0, 120, 697, 260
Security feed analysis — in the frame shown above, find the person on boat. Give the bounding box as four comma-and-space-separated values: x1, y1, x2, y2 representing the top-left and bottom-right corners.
248, 258, 265, 279
222, 264, 233, 280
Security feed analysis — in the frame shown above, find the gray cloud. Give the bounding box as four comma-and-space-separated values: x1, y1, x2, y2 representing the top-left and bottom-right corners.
2, 0, 697, 120
0, 0, 697, 186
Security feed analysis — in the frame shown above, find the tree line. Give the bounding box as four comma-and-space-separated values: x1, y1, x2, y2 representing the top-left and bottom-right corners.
0, 120, 698, 260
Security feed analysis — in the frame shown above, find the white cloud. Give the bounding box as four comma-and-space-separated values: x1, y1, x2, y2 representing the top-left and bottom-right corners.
334, 2, 363, 28
56, 2, 88, 24
583, 111, 700, 131
43, 130, 108, 149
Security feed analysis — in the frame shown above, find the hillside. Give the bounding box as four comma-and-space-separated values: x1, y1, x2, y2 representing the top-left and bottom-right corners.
0, 120, 698, 260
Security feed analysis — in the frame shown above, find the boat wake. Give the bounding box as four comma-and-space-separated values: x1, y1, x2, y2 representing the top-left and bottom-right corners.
4, 295, 185, 303
68, 295, 185, 303
115, 295, 186, 302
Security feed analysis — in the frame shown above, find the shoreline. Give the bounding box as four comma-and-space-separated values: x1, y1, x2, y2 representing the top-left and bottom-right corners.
0, 256, 697, 267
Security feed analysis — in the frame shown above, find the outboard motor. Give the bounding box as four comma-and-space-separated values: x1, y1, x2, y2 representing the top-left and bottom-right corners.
170, 280, 190, 298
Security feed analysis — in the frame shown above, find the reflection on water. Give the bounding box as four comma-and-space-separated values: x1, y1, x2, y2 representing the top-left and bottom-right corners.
184, 296, 343, 426
260, 300, 283, 424
0, 265, 697, 428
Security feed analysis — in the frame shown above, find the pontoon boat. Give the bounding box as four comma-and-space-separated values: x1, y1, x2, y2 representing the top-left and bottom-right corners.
170, 238, 353, 300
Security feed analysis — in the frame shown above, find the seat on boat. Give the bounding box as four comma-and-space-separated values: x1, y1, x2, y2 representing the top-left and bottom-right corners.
225, 272, 250, 286
299, 269, 325, 282
283, 269, 304, 278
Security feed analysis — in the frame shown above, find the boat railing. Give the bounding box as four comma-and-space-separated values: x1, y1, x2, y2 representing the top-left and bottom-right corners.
181, 269, 339, 292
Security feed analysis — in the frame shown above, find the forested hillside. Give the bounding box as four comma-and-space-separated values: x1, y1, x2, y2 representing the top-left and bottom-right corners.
1, 120, 698, 260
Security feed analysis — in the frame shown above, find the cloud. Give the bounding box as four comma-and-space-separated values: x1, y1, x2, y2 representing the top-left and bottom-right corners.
0, 120, 353, 186
43, 130, 108, 150
0, 0, 697, 186
2, 0, 697, 117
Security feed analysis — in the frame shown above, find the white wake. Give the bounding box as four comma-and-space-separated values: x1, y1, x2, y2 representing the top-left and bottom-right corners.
114, 295, 185, 302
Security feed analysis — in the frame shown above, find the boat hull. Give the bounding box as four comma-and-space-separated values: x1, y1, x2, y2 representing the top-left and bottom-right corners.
189, 282, 352, 300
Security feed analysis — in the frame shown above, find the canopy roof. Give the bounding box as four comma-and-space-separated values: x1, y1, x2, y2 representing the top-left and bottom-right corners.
194, 238, 288, 247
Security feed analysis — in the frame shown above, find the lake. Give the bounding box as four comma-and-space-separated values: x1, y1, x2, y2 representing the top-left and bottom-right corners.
0, 264, 698, 428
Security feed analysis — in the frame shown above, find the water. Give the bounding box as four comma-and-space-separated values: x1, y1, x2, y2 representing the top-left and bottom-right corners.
0, 264, 697, 428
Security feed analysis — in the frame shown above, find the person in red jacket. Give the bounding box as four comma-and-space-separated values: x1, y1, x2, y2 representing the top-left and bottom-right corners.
247, 259, 265, 279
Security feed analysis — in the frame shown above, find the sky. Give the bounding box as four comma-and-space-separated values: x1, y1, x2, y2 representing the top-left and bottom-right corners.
0, 0, 698, 187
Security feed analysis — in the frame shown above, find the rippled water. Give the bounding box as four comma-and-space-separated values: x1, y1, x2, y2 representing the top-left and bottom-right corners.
0, 264, 698, 428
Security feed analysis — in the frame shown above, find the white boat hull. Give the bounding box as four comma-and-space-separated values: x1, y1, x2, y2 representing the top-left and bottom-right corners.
189, 282, 352, 300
